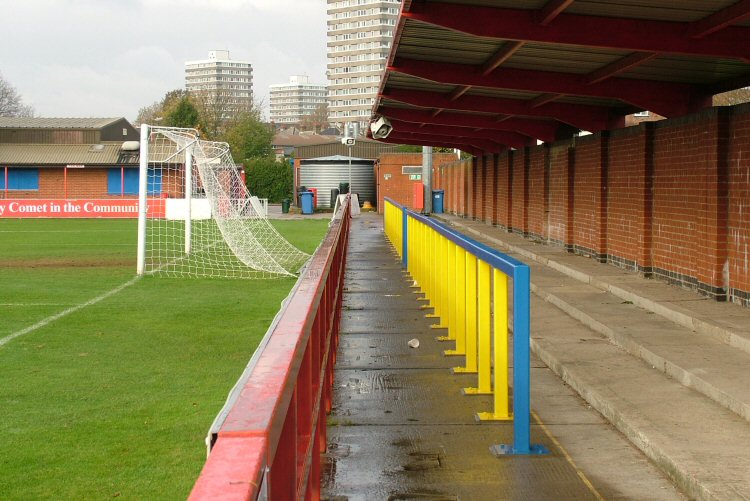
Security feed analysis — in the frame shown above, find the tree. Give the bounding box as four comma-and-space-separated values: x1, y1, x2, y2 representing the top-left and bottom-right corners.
221, 111, 274, 162
134, 89, 191, 126
244, 156, 293, 202
191, 88, 258, 139
164, 96, 200, 128
0, 73, 35, 117
134, 101, 161, 126
300, 102, 329, 133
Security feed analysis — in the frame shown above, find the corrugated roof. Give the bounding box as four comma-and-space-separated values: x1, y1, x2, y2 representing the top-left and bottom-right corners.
0, 143, 134, 165
303, 155, 372, 162
272, 133, 339, 147
0, 117, 124, 129
371, 0, 750, 154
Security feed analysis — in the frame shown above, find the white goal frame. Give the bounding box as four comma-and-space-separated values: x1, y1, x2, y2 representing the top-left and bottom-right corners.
136, 125, 309, 279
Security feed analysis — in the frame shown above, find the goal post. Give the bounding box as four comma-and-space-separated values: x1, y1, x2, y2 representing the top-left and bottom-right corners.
135, 125, 310, 279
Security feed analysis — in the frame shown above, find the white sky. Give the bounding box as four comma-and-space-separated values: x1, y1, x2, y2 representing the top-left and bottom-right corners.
1, 0, 328, 121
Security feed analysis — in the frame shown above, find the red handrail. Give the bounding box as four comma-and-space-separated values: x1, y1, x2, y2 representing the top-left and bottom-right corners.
189, 199, 351, 500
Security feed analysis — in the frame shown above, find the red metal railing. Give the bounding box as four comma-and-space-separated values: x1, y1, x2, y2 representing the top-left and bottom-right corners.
189, 198, 351, 500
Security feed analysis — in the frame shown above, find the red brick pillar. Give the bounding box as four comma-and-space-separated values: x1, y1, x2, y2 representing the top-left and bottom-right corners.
572, 134, 609, 261
607, 124, 654, 273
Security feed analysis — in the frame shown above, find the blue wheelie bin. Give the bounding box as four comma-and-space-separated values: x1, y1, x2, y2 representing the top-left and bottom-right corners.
432, 189, 445, 214
300, 191, 314, 215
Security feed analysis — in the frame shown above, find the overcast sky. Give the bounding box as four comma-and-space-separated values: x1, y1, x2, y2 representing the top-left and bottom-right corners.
1, 0, 328, 121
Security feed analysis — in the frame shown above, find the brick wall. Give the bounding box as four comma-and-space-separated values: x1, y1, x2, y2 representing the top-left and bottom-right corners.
469, 157, 479, 219
527, 146, 548, 240
481, 155, 493, 221
651, 110, 728, 298
415, 104, 750, 303
376, 153, 458, 212
572, 134, 608, 260
547, 143, 573, 246
1, 168, 138, 199
495, 152, 512, 228
728, 104, 750, 304
510, 149, 527, 234
607, 124, 652, 271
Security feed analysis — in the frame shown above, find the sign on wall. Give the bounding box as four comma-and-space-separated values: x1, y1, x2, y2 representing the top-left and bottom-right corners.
0, 199, 166, 218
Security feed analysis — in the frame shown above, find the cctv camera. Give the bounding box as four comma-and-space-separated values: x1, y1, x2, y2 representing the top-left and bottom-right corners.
370, 117, 393, 139
341, 137, 356, 146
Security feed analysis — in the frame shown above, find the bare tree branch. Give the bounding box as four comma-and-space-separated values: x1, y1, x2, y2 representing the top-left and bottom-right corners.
0, 73, 35, 117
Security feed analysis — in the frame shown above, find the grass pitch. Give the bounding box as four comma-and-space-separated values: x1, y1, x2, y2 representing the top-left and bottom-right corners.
0, 217, 330, 500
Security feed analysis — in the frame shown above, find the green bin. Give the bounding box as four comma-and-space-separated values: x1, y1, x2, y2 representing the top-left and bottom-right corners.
281, 198, 290, 214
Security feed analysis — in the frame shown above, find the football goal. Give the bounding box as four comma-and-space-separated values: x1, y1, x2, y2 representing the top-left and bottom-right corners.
135, 125, 310, 279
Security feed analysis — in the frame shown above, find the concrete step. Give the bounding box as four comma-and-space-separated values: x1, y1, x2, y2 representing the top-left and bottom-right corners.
529, 296, 750, 501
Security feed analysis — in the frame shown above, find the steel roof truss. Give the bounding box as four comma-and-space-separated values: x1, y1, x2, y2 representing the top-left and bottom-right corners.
378, 106, 561, 142
390, 58, 702, 117
382, 88, 623, 132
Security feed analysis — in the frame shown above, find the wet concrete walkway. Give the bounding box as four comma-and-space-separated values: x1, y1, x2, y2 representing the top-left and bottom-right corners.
321, 214, 683, 501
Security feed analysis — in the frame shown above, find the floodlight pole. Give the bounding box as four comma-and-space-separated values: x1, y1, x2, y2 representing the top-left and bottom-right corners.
136, 124, 149, 275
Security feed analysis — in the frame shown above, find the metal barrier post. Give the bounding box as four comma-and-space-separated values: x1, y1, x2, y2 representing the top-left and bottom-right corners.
442, 242, 459, 348
445, 246, 466, 357
464, 259, 492, 395
454, 253, 478, 374
401, 205, 408, 268
434, 236, 450, 331
477, 269, 511, 421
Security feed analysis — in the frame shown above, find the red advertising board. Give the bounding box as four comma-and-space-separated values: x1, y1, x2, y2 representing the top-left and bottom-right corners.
0, 199, 166, 218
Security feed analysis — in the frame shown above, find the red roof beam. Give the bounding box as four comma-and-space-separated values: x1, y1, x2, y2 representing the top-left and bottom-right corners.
382, 87, 626, 132
482, 41, 525, 75
689, 0, 750, 39
537, 0, 575, 26
378, 106, 560, 142
403, 3, 750, 62
584, 52, 659, 85
449, 86, 472, 101
387, 131, 507, 153
378, 134, 485, 157
387, 119, 533, 148
389, 58, 700, 117
530, 93, 565, 108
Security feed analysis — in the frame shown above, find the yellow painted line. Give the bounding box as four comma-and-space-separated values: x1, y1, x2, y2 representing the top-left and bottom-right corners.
531, 410, 606, 501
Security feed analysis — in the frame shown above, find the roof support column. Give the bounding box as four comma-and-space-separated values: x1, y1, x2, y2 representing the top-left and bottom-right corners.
423, 146, 433, 213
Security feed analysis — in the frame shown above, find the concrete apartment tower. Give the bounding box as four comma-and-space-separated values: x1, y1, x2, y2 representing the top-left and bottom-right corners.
326, 0, 401, 134
269, 75, 327, 127
185, 50, 254, 111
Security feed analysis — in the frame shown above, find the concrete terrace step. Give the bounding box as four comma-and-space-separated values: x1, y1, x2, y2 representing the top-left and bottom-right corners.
530, 297, 750, 501
437, 215, 750, 500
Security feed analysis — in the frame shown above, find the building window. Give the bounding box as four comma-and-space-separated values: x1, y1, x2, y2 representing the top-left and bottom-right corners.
0, 168, 39, 190
107, 168, 161, 195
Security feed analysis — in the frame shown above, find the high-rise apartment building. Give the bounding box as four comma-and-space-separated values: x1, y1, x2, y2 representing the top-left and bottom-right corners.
185, 50, 253, 110
269, 75, 327, 127
326, 0, 401, 134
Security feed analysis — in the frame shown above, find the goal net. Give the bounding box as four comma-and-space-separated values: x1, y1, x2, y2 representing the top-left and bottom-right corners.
136, 125, 310, 279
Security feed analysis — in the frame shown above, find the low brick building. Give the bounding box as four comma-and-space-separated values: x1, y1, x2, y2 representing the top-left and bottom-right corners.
376, 152, 462, 212
0, 117, 148, 217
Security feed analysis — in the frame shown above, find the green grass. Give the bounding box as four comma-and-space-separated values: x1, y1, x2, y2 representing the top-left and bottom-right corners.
0, 217, 330, 500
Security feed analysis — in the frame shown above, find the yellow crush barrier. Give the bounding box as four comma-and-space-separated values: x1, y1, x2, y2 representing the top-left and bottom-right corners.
382, 197, 545, 456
